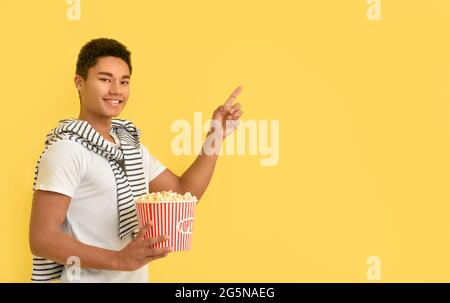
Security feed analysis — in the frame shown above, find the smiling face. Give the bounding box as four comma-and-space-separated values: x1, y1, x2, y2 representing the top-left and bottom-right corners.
75, 56, 130, 120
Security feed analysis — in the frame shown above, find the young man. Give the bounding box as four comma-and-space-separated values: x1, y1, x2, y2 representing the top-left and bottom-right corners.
29, 38, 243, 282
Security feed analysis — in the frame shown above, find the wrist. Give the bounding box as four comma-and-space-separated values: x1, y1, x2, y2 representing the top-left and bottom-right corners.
110, 250, 123, 271
201, 142, 222, 156
202, 133, 224, 156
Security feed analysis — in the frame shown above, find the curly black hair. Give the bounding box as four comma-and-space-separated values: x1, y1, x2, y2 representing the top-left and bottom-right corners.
76, 38, 132, 79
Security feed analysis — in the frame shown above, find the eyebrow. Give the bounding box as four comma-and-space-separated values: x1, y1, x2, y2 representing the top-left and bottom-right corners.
97, 72, 130, 79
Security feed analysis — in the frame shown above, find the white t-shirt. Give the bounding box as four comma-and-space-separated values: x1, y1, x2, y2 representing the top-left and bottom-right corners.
34, 132, 166, 282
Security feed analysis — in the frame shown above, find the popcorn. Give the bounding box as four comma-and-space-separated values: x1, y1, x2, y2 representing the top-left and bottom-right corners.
135, 190, 198, 251
136, 190, 198, 203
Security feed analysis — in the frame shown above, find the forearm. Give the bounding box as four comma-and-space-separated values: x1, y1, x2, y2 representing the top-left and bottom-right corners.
179, 142, 221, 200
30, 228, 118, 270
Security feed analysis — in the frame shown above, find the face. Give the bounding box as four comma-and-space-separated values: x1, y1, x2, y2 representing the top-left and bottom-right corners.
75, 56, 130, 119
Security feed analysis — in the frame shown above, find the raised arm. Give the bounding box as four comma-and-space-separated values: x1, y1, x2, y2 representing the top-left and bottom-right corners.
148, 86, 244, 201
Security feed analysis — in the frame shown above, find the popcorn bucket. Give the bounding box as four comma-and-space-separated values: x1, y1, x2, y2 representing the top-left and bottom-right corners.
135, 194, 197, 252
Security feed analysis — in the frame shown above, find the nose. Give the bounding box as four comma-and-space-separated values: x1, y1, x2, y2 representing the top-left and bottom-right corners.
109, 80, 122, 95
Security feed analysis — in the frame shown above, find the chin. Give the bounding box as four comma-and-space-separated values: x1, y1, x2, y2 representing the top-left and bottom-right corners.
100, 111, 122, 119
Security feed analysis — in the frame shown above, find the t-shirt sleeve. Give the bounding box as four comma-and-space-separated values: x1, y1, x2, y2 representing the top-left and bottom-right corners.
141, 144, 167, 183
34, 139, 86, 198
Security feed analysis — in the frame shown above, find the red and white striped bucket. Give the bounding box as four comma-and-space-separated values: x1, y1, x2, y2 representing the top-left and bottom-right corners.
136, 200, 197, 251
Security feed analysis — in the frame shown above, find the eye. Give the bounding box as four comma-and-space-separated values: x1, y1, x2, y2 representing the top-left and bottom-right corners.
100, 78, 111, 82
121, 81, 129, 86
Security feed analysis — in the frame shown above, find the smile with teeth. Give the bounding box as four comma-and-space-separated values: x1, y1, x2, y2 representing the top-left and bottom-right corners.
104, 99, 123, 105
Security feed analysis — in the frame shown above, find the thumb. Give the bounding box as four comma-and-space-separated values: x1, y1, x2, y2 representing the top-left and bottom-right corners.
213, 105, 224, 115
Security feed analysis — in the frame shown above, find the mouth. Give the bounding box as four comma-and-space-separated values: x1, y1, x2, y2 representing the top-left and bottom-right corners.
103, 98, 123, 105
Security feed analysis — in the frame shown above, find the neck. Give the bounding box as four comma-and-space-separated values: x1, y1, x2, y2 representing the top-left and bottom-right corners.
78, 112, 113, 139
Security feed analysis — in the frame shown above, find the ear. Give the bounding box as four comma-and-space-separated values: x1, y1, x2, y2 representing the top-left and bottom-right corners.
74, 75, 84, 91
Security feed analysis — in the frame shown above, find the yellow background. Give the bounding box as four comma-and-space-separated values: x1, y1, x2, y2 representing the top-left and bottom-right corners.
1, 0, 450, 282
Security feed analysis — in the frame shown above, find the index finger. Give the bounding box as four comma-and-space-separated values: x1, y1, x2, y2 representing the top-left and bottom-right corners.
224, 86, 243, 107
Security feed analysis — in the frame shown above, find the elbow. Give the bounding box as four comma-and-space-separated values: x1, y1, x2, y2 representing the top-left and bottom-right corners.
29, 236, 42, 256
178, 180, 202, 202
29, 229, 48, 257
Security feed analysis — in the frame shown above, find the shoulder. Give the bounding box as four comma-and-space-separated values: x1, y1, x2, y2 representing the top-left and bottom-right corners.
35, 138, 89, 196
40, 138, 90, 169
140, 144, 152, 163
140, 143, 150, 155
139, 143, 166, 180
43, 138, 86, 157
140, 143, 160, 163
